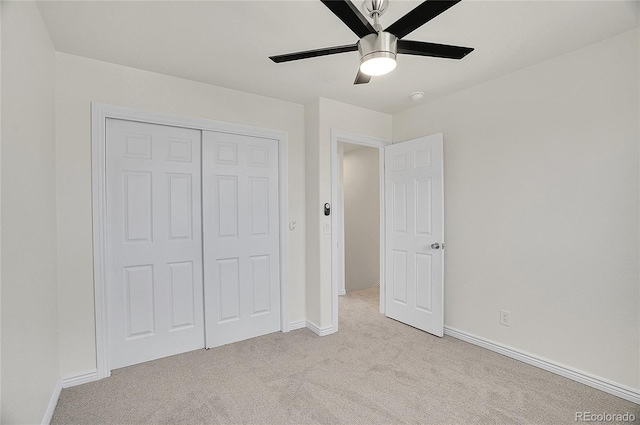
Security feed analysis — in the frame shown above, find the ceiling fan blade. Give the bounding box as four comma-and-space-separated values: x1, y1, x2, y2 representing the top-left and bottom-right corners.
353, 69, 371, 85
385, 0, 460, 39
320, 0, 377, 38
397, 39, 473, 59
269, 43, 358, 63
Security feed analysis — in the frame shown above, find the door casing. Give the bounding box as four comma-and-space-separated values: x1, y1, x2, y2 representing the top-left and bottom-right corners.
92, 102, 290, 379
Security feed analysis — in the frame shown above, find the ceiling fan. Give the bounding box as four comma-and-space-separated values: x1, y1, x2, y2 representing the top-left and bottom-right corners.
269, 0, 473, 85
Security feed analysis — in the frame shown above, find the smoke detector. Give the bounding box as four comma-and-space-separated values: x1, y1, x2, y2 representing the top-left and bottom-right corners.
410, 91, 425, 101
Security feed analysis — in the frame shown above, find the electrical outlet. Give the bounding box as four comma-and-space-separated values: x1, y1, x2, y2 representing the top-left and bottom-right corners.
500, 310, 511, 327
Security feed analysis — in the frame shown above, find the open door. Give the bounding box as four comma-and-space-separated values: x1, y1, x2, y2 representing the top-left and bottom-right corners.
384, 134, 444, 336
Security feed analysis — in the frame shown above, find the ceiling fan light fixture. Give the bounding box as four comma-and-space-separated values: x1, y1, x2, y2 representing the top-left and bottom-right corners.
360, 54, 396, 76
358, 32, 397, 76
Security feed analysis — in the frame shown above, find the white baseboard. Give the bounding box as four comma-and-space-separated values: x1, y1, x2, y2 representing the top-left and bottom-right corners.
290, 320, 335, 336
42, 378, 62, 425
288, 320, 307, 331
306, 321, 336, 337
62, 369, 99, 388
338, 289, 346, 296
41, 369, 101, 424
444, 326, 640, 405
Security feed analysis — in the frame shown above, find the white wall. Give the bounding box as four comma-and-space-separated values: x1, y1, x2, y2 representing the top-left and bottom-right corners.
1, 3, 3, 415
304, 100, 322, 326
1, 1, 60, 423
393, 29, 640, 390
305, 98, 391, 329
55, 52, 306, 378
343, 147, 379, 293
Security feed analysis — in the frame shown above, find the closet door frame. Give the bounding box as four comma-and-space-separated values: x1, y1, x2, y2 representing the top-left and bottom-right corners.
91, 102, 289, 380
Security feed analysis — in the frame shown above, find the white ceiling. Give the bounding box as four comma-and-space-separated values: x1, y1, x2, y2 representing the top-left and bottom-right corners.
37, 0, 639, 114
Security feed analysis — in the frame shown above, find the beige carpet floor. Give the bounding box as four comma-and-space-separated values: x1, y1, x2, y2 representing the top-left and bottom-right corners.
52, 287, 639, 424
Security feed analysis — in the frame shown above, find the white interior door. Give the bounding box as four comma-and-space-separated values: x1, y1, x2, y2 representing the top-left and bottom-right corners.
202, 131, 281, 348
106, 118, 204, 369
384, 133, 444, 336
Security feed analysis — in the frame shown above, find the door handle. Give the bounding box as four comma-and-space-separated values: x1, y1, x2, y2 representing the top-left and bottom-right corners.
430, 242, 440, 250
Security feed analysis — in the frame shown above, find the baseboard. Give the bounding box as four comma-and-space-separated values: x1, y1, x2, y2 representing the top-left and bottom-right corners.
288, 320, 307, 331
338, 289, 346, 296
62, 369, 99, 388
444, 326, 640, 405
290, 320, 335, 336
306, 321, 336, 337
42, 378, 62, 425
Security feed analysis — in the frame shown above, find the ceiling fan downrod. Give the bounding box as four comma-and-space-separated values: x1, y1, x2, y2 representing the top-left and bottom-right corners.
363, 0, 388, 31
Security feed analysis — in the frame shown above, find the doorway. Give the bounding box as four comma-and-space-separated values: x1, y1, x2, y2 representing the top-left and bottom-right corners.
339, 142, 380, 296
330, 130, 389, 332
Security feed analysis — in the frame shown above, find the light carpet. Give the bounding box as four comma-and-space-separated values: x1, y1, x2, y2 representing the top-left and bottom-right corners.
52, 287, 639, 424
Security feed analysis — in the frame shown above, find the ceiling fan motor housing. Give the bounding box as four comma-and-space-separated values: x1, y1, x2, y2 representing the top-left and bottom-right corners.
358, 31, 398, 64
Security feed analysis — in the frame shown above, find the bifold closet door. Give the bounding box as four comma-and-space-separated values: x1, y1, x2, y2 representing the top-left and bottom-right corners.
106, 119, 205, 369
202, 131, 281, 348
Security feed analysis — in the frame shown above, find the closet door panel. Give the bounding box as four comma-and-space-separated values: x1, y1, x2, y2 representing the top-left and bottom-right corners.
106, 119, 204, 369
202, 131, 281, 347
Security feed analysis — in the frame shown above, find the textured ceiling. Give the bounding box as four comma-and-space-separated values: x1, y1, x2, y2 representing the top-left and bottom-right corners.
37, 0, 639, 114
